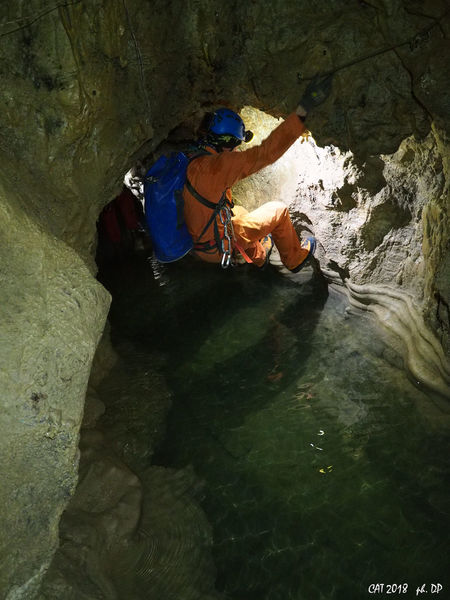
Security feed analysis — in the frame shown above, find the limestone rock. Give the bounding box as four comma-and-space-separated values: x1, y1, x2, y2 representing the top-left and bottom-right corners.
233, 107, 449, 391
38, 431, 222, 600
0, 184, 110, 598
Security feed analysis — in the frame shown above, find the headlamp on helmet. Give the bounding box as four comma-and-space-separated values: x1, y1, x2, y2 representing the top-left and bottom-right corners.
208, 108, 253, 148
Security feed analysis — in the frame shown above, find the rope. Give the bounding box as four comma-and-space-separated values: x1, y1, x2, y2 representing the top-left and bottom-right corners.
302, 8, 450, 81
0, 1, 82, 37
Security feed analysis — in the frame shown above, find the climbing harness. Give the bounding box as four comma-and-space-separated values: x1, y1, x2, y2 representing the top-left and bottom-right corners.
185, 175, 236, 269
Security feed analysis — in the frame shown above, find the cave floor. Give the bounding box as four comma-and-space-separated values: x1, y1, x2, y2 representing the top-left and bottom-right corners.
99, 253, 450, 600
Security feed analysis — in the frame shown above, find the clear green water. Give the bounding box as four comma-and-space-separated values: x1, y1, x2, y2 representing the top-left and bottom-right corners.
100, 256, 450, 600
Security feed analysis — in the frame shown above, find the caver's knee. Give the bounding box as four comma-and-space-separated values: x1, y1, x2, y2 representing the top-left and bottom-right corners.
232, 204, 249, 219
260, 200, 289, 219
265, 200, 287, 211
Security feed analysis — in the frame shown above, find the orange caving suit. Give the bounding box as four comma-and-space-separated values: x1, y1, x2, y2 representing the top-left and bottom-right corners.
183, 112, 309, 270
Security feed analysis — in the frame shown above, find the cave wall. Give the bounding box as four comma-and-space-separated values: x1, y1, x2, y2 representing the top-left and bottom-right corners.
233, 107, 449, 395
0, 0, 449, 597
1, 1, 449, 265
0, 179, 110, 598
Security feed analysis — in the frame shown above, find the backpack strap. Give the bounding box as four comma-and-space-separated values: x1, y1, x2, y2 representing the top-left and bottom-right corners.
197, 193, 227, 248
185, 178, 217, 211
184, 151, 231, 249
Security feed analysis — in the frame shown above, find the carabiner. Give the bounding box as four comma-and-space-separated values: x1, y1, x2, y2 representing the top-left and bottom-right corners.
221, 250, 231, 268
221, 233, 232, 268
219, 206, 228, 225
219, 205, 234, 269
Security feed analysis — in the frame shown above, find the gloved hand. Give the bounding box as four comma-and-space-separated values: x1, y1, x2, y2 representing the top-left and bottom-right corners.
298, 74, 333, 114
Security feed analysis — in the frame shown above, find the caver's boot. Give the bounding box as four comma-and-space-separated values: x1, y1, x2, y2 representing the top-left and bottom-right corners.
269, 236, 316, 272
270, 236, 326, 287
234, 233, 274, 267
290, 236, 316, 272
259, 234, 274, 268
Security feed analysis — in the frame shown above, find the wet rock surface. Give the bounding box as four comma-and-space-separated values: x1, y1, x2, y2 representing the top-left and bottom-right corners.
0, 0, 449, 597
38, 335, 221, 600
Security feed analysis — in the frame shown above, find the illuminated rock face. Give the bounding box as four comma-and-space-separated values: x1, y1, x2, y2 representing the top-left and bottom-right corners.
0, 0, 449, 597
233, 107, 449, 395
234, 107, 448, 355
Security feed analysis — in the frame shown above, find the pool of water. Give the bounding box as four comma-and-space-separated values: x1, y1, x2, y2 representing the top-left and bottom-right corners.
100, 255, 450, 600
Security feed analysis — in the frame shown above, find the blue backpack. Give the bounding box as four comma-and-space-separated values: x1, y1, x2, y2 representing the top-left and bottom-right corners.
144, 150, 228, 264
144, 152, 194, 263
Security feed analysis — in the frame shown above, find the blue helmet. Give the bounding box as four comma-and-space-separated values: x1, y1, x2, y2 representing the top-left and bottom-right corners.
209, 108, 246, 141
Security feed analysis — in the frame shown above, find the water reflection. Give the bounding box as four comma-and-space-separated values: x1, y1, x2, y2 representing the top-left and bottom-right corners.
100, 256, 450, 600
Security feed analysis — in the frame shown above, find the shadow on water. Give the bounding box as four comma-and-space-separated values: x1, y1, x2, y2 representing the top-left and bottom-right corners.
101, 255, 328, 458
99, 255, 450, 600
